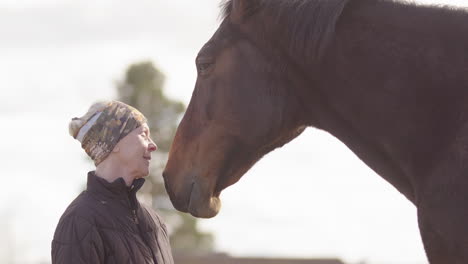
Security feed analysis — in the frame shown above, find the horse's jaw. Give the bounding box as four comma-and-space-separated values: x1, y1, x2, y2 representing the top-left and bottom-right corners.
164, 127, 307, 218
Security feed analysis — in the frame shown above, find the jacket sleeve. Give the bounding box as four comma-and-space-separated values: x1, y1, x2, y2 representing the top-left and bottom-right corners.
51, 214, 104, 264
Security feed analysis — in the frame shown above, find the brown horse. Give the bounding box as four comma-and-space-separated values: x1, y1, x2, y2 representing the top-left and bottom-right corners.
163, 0, 468, 262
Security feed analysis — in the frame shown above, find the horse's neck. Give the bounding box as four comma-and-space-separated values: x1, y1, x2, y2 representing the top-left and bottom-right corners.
306, 0, 468, 204
304, 81, 417, 203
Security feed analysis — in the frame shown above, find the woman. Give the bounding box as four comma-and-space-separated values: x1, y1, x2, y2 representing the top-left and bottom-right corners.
52, 100, 174, 264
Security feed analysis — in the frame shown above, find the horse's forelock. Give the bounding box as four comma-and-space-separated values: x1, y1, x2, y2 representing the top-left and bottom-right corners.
219, 0, 232, 21
219, 0, 263, 22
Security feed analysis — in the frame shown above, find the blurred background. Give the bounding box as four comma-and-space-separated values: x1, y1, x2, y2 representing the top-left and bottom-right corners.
0, 0, 466, 263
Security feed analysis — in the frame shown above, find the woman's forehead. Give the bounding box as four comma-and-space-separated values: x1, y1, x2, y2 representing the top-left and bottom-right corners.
130, 123, 147, 134
137, 123, 151, 135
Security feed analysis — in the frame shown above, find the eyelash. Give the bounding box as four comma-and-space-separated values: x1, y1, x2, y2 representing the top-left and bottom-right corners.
141, 133, 150, 140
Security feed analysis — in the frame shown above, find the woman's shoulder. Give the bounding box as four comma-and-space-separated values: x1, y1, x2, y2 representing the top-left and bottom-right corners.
57, 191, 100, 225
53, 192, 100, 243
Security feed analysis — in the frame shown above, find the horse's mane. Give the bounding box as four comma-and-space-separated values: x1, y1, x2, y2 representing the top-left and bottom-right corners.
220, 0, 351, 63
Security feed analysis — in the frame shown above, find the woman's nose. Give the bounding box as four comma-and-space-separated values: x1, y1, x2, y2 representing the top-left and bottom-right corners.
148, 139, 158, 152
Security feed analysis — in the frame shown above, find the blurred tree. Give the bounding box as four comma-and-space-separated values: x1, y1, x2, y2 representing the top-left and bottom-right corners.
116, 61, 214, 253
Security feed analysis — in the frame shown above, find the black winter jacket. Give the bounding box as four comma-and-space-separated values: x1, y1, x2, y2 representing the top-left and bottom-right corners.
51, 171, 174, 264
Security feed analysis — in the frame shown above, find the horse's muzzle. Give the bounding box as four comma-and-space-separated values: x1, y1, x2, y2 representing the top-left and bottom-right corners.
162, 170, 221, 218
188, 180, 221, 218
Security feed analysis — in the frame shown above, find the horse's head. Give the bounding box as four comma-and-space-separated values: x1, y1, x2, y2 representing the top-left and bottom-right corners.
163, 0, 311, 218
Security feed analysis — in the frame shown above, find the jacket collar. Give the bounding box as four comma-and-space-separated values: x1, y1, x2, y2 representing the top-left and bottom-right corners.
86, 171, 145, 198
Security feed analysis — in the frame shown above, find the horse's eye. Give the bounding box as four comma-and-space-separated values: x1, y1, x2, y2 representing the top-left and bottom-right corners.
196, 58, 214, 75
198, 63, 212, 71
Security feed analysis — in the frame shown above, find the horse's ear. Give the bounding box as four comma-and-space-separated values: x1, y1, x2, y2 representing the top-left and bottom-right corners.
231, 0, 252, 24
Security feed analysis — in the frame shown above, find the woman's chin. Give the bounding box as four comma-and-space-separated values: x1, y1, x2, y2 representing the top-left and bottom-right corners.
133, 168, 150, 179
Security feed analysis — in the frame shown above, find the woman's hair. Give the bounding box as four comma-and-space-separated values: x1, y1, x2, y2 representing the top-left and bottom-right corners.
69, 101, 109, 138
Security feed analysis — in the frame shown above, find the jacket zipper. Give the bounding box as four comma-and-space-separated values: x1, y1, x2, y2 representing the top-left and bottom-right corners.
132, 209, 139, 224
129, 184, 140, 225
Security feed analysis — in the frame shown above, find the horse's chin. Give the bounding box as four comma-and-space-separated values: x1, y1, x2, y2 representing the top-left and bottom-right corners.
187, 180, 222, 218
188, 195, 221, 218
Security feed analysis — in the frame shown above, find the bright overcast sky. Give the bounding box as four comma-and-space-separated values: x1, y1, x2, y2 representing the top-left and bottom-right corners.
0, 0, 466, 263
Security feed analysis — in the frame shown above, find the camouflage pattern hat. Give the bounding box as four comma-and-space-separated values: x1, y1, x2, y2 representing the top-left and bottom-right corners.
72, 101, 147, 165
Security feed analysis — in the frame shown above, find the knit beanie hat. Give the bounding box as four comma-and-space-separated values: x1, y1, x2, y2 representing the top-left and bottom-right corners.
69, 100, 147, 165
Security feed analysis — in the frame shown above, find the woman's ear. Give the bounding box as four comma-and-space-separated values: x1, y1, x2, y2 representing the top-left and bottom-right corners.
112, 146, 120, 153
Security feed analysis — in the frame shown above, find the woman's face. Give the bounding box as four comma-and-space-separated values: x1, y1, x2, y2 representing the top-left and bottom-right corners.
114, 123, 157, 178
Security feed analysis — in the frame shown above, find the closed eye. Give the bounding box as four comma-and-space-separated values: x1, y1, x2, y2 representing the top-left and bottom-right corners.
196, 57, 214, 75
141, 131, 150, 140
198, 63, 212, 71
